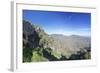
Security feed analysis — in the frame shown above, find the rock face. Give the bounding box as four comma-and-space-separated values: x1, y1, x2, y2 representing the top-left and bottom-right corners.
23, 20, 91, 62
23, 20, 54, 48
23, 20, 40, 48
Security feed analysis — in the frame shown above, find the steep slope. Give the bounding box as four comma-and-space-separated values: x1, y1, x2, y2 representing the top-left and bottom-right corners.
23, 20, 91, 62
23, 20, 55, 62
23, 20, 40, 49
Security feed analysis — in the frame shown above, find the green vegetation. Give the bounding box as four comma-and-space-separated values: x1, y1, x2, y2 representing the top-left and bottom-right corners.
84, 51, 91, 59
23, 47, 91, 62
23, 48, 33, 62
23, 20, 91, 62
51, 51, 61, 59
32, 50, 47, 62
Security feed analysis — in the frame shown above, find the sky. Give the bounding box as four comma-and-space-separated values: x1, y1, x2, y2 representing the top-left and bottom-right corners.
23, 10, 91, 36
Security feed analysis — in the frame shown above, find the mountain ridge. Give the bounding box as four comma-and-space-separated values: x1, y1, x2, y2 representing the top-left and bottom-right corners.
23, 20, 91, 62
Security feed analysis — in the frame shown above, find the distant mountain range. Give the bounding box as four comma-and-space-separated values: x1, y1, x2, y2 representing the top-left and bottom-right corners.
23, 20, 91, 62
50, 34, 90, 57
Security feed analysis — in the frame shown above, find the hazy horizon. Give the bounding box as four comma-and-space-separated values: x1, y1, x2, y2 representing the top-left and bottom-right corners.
23, 10, 91, 36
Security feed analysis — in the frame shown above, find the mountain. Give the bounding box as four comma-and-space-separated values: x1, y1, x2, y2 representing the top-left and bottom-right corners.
23, 20, 91, 62
50, 34, 90, 58
23, 20, 41, 49
51, 34, 90, 51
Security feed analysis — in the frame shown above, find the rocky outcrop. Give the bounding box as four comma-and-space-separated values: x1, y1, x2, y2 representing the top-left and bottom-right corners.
23, 20, 91, 62
23, 20, 40, 48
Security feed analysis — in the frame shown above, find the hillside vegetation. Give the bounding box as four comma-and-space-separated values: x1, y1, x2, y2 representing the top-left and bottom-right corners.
23, 20, 91, 62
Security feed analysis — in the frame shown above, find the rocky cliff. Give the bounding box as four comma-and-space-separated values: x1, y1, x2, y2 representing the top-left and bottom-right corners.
23, 20, 91, 62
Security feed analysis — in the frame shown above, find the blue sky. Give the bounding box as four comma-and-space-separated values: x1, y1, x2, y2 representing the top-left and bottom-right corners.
23, 10, 91, 36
